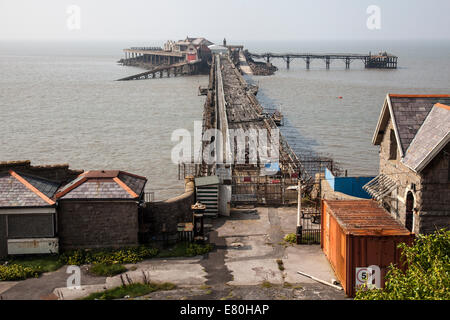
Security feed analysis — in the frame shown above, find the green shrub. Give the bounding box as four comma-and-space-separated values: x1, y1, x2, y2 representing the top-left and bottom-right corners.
0, 264, 39, 281
283, 233, 297, 244
89, 263, 127, 277
355, 229, 450, 300
59, 246, 159, 266
186, 243, 213, 257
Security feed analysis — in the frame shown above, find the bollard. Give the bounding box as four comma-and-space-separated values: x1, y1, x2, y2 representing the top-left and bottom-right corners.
296, 225, 302, 245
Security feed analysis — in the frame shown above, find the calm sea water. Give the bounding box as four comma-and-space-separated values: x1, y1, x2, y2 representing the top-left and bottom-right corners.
1, 40, 449, 199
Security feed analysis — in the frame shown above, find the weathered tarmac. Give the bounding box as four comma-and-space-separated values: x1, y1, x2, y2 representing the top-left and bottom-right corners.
0, 207, 347, 300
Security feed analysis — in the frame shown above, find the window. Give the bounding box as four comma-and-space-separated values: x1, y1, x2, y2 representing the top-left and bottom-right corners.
7, 214, 55, 239
389, 129, 397, 160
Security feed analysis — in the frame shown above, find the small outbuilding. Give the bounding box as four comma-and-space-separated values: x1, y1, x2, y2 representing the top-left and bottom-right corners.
321, 199, 415, 297
56, 170, 147, 249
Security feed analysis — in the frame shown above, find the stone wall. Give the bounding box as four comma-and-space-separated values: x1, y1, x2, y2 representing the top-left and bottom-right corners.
141, 177, 195, 240
0, 161, 83, 184
379, 119, 450, 234
418, 143, 450, 233
58, 201, 139, 249
379, 120, 421, 230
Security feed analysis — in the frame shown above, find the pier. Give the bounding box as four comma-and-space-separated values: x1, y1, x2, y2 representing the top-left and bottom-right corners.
117, 60, 202, 81
184, 52, 332, 209
122, 48, 186, 66
248, 52, 398, 69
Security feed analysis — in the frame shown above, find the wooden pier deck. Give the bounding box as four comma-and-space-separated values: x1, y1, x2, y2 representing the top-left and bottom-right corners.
219, 54, 302, 174
117, 60, 202, 81
248, 52, 398, 69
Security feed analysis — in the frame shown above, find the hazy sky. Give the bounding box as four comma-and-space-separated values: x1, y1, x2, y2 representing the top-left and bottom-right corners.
1, 0, 449, 42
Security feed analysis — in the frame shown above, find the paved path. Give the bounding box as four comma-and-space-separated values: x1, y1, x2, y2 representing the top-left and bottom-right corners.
1, 266, 106, 300
190, 207, 347, 300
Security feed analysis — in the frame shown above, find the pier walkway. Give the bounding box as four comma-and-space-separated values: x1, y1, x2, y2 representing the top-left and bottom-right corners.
197, 53, 315, 207
248, 52, 398, 69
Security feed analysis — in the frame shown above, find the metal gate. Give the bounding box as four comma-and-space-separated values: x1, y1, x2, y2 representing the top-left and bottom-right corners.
298, 199, 321, 244
231, 175, 298, 206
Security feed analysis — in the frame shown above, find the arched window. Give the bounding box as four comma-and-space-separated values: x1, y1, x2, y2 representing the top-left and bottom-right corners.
389, 129, 397, 160
405, 192, 414, 232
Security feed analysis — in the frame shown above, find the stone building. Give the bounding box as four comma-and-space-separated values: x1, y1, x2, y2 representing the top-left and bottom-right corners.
56, 170, 147, 249
364, 94, 450, 234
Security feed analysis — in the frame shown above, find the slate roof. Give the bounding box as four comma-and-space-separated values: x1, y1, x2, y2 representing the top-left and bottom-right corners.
402, 104, 450, 172
0, 170, 58, 208
56, 170, 147, 200
389, 95, 450, 153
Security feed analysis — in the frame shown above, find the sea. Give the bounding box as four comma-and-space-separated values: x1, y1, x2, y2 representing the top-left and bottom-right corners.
1, 39, 449, 200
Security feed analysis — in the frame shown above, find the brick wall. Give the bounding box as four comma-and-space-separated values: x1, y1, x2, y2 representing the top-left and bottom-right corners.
58, 201, 139, 249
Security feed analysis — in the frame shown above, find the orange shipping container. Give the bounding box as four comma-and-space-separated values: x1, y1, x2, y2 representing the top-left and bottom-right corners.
321, 200, 415, 297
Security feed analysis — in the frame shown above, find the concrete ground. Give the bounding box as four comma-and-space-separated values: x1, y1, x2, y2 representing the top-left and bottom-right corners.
0, 265, 106, 300
0, 207, 347, 300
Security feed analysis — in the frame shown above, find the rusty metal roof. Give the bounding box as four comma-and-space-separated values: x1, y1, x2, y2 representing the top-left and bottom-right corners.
324, 200, 412, 236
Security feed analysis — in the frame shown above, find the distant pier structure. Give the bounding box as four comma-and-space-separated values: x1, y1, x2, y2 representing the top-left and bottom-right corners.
123, 47, 185, 66
121, 37, 213, 67
248, 51, 398, 70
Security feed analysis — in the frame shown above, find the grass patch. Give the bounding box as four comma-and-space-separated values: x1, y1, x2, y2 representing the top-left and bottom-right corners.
200, 284, 211, 290
261, 281, 273, 289
83, 282, 176, 300
220, 290, 234, 300
9, 255, 63, 273
59, 246, 159, 266
283, 282, 302, 289
276, 259, 285, 271
157, 242, 213, 258
89, 263, 127, 277
1, 255, 63, 281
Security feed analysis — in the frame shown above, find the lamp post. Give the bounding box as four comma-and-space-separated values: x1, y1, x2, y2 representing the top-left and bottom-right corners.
287, 179, 302, 244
